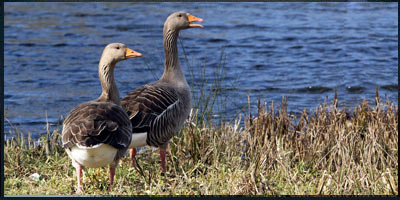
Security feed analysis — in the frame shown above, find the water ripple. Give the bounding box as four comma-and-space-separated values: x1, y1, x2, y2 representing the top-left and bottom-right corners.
4, 2, 398, 137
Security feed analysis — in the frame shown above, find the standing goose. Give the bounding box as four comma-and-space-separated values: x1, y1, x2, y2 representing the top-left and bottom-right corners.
62, 43, 142, 193
121, 11, 203, 173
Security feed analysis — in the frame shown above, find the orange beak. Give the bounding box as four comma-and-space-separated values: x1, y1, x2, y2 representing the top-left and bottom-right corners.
187, 14, 204, 28
125, 48, 142, 58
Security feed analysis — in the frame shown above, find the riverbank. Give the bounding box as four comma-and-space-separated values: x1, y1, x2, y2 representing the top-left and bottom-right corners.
4, 94, 398, 195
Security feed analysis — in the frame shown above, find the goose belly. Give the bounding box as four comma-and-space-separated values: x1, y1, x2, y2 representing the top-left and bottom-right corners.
129, 132, 147, 148
68, 144, 118, 168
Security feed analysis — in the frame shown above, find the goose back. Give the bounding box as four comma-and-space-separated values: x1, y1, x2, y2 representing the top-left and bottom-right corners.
121, 81, 191, 147
62, 101, 132, 150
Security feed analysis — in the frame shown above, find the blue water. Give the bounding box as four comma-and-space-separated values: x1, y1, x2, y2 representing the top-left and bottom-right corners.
4, 2, 398, 139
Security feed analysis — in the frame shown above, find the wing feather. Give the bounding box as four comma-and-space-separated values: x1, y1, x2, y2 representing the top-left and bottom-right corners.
62, 101, 132, 150
121, 84, 182, 147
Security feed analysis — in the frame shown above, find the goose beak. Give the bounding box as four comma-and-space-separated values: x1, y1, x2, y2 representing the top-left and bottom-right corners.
187, 14, 204, 28
125, 48, 142, 58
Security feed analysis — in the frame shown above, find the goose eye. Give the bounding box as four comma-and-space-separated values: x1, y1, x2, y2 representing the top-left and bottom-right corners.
178, 14, 182, 17
116, 46, 120, 50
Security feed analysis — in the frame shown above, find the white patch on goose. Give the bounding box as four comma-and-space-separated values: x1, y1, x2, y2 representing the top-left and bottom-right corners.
68, 144, 117, 168
129, 132, 147, 148
76, 143, 103, 149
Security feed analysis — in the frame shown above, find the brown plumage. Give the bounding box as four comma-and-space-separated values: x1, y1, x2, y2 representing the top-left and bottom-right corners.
122, 84, 181, 147
62, 43, 141, 193
121, 11, 203, 173
62, 101, 132, 150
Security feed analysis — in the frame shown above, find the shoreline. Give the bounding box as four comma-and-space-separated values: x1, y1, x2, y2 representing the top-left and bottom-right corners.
4, 94, 398, 195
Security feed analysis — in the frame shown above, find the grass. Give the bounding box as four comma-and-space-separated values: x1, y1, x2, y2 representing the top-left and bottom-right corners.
4, 89, 398, 196
3, 39, 398, 195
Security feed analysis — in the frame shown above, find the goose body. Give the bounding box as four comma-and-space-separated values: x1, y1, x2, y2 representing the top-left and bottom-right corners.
63, 101, 132, 169
123, 81, 191, 149
121, 11, 203, 172
62, 43, 142, 193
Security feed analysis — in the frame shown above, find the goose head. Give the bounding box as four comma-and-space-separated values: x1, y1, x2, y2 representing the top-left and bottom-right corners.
101, 43, 142, 64
164, 11, 204, 31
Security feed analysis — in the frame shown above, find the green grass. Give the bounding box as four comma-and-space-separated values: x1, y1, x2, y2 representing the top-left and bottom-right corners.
4, 91, 398, 196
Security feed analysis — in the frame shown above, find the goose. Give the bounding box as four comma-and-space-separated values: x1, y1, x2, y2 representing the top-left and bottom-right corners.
121, 11, 203, 173
62, 43, 142, 193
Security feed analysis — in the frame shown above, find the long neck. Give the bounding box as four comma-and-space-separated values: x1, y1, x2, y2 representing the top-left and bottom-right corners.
97, 59, 121, 105
160, 26, 186, 82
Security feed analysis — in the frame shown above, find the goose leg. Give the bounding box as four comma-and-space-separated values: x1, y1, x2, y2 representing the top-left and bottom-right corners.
129, 148, 137, 167
159, 148, 167, 173
107, 167, 115, 192
75, 165, 83, 194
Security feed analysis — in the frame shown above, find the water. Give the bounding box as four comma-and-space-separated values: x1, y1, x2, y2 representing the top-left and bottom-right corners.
4, 2, 398, 139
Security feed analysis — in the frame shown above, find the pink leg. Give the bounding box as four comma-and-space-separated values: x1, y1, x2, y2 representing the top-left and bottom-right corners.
75, 165, 83, 194
107, 167, 115, 192
160, 148, 166, 173
130, 148, 137, 167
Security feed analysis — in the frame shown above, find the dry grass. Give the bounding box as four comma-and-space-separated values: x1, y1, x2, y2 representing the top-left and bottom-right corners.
4, 91, 398, 196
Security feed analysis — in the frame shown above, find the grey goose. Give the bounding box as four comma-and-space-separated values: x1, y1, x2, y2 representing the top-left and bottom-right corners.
121, 11, 204, 173
62, 43, 142, 193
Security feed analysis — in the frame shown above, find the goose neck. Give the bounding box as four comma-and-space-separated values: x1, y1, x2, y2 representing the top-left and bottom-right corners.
163, 29, 179, 69
97, 59, 121, 105
161, 28, 186, 82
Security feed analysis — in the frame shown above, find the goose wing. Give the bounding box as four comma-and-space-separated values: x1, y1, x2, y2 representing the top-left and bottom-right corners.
121, 84, 181, 146
62, 101, 132, 150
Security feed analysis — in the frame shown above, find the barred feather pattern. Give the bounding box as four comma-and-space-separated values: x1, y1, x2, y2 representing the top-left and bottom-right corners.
121, 83, 190, 147
62, 101, 132, 152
